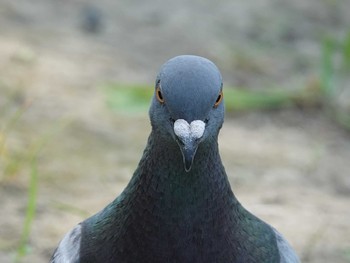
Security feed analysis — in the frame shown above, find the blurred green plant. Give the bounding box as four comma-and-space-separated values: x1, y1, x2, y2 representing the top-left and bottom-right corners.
320, 30, 350, 130
342, 31, 350, 70
320, 37, 334, 99
12, 121, 69, 262
343, 248, 350, 262
104, 83, 152, 113
0, 102, 38, 262
15, 154, 39, 262
0, 96, 68, 262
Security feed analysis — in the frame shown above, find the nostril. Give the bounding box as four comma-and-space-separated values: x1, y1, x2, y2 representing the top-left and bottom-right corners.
169, 117, 175, 124
204, 118, 209, 124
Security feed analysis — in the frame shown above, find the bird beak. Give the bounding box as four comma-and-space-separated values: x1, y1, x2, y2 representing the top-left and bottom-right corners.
178, 138, 200, 172
173, 119, 205, 172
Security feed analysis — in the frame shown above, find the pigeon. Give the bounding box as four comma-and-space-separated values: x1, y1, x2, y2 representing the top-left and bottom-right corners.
50, 55, 300, 263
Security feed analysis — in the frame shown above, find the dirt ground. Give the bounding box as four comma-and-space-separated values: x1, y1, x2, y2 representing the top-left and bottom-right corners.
0, 1, 350, 263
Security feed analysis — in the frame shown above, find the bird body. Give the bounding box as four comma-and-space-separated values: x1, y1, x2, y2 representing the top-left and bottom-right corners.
51, 55, 300, 263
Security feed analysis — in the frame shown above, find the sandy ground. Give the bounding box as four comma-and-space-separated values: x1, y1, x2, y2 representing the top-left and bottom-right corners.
0, 1, 350, 262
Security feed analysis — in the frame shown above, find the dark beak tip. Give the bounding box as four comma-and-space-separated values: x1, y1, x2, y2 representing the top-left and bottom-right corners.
182, 147, 197, 173
176, 136, 201, 173
184, 162, 192, 172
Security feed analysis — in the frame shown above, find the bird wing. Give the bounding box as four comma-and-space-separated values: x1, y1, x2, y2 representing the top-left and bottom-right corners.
50, 224, 82, 263
272, 227, 300, 263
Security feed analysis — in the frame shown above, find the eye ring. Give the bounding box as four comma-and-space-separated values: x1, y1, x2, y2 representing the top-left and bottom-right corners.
214, 90, 223, 108
156, 86, 165, 104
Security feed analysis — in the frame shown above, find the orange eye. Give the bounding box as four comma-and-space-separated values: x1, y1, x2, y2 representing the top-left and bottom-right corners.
156, 86, 165, 104
214, 90, 223, 108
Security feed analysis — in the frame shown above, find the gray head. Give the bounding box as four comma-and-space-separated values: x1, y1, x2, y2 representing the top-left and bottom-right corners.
149, 55, 224, 172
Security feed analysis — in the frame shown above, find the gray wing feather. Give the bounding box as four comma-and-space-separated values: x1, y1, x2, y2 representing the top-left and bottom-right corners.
272, 227, 301, 263
50, 224, 81, 263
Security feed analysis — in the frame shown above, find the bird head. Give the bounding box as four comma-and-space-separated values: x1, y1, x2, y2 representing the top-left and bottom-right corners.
149, 55, 224, 172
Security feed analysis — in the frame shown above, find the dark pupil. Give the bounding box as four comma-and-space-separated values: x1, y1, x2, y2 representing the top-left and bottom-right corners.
158, 90, 163, 100
216, 94, 221, 103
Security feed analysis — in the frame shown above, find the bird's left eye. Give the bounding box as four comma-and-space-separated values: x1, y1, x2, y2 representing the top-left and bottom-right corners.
156, 86, 165, 104
214, 91, 223, 108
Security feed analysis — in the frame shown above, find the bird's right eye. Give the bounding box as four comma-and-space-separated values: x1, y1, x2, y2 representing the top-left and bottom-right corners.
156, 86, 165, 104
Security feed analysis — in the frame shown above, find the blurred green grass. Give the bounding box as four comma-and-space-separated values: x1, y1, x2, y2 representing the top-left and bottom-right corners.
15, 156, 38, 262
320, 31, 350, 130
0, 102, 69, 262
0, 104, 38, 262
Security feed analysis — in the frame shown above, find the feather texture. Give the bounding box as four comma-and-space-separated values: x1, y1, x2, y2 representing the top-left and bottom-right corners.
50, 55, 300, 263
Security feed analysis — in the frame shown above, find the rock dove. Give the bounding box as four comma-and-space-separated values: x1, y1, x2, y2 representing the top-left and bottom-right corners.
50, 55, 300, 263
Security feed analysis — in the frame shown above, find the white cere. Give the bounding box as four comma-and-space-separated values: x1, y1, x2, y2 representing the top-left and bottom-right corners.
174, 119, 205, 140
190, 120, 205, 139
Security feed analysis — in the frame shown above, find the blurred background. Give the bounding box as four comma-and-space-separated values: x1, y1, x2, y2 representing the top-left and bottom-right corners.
0, 0, 350, 262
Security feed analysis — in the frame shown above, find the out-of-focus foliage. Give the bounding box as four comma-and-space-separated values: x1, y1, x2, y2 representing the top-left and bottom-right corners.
321, 31, 350, 130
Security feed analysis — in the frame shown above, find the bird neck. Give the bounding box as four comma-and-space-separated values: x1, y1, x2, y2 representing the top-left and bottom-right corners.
121, 130, 241, 224
81, 131, 279, 262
